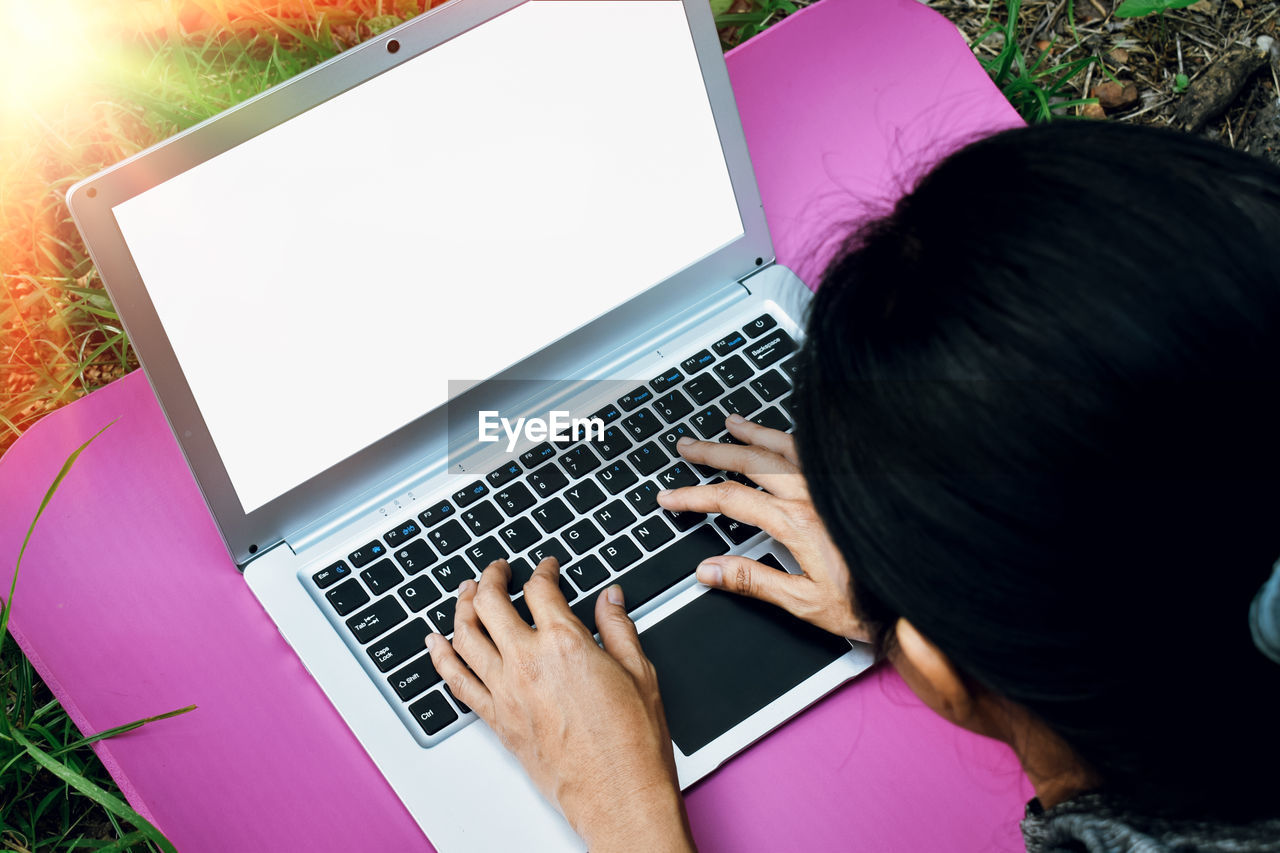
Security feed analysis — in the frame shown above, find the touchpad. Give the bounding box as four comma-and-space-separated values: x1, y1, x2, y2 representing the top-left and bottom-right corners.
640, 575, 852, 755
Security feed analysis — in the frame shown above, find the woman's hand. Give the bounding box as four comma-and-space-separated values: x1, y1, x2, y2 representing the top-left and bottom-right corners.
426, 559, 695, 853
656, 413, 868, 641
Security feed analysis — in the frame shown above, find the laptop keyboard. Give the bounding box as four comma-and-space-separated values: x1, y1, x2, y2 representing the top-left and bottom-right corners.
310, 313, 799, 745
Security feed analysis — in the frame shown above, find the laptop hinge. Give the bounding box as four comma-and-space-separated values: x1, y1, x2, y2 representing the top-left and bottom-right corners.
280, 277, 754, 562
735, 256, 777, 294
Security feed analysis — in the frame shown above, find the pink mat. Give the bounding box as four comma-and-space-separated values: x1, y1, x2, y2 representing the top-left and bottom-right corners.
0, 1, 1026, 849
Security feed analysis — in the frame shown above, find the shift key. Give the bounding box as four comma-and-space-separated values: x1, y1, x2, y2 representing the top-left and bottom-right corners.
367, 618, 431, 672
571, 525, 728, 634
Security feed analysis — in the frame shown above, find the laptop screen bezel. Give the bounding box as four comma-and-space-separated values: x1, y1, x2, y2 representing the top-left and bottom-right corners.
66, 0, 774, 566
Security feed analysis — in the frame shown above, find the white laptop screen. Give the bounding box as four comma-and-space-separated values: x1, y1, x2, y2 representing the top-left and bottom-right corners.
111, 0, 744, 514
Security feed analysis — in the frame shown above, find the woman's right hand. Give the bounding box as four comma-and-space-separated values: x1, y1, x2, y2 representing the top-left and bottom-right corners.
656, 413, 869, 641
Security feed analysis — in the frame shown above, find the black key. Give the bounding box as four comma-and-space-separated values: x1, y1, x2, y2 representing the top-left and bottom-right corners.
713, 355, 752, 388
486, 460, 522, 488
712, 330, 747, 356
566, 554, 610, 593
326, 578, 370, 616
428, 519, 470, 555
596, 460, 639, 495
360, 559, 403, 595
367, 617, 431, 672
751, 406, 792, 432
658, 423, 697, 457
690, 406, 728, 439
780, 356, 802, 378
621, 409, 661, 441
495, 482, 536, 517
632, 516, 676, 552
432, 555, 476, 592
744, 330, 796, 370
389, 654, 441, 701
465, 536, 508, 571
558, 444, 601, 478
592, 402, 622, 424
719, 431, 745, 446
779, 395, 794, 418
624, 481, 662, 516
346, 596, 408, 644
427, 598, 457, 635
451, 480, 488, 508
506, 557, 535, 595
680, 349, 715, 375
593, 500, 636, 536
418, 500, 455, 528
312, 560, 350, 589
653, 390, 694, 424
728, 470, 760, 489
650, 367, 683, 394
573, 526, 729, 634
444, 684, 471, 714
618, 386, 653, 411
563, 518, 604, 555
383, 519, 421, 548
743, 313, 778, 338
715, 515, 761, 544
685, 375, 724, 406
349, 540, 387, 569
498, 517, 540, 552
664, 508, 707, 532
520, 442, 557, 469
409, 690, 459, 736
559, 574, 579, 602
627, 442, 666, 476
751, 369, 790, 402
529, 465, 569, 498
461, 501, 502, 535
528, 538, 571, 567
398, 575, 441, 612
590, 425, 632, 460
656, 461, 699, 490
512, 595, 535, 626
600, 535, 642, 572
564, 480, 606, 513
532, 497, 574, 533
721, 387, 761, 417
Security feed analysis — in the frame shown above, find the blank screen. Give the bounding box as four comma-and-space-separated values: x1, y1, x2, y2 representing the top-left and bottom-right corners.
112, 0, 744, 513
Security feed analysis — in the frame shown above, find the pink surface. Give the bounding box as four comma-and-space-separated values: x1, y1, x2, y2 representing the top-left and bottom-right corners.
0, 0, 1027, 850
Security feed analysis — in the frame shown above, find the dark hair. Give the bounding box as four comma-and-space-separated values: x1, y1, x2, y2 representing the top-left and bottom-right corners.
792, 122, 1280, 821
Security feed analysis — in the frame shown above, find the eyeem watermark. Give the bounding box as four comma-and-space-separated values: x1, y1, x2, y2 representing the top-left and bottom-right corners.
478, 411, 606, 452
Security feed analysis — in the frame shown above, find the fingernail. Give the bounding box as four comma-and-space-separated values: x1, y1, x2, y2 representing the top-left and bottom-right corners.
697, 559, 723, 586
657, 489, 672, 498
426, 633, 440, 651
728, 413, 746, 424
607, 585, 624, 606
677, 436, 696, 447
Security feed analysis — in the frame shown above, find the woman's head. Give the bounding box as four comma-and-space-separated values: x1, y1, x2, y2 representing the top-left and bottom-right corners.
791, 121, 1280, 819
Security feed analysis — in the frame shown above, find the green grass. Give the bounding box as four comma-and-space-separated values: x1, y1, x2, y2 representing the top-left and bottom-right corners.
0, 2, 807, 848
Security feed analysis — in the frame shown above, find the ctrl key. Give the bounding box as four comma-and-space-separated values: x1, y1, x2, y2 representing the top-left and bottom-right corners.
409, 689, 459, 736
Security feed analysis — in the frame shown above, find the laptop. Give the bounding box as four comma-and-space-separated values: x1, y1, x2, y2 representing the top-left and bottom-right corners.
67, 0, 874, 848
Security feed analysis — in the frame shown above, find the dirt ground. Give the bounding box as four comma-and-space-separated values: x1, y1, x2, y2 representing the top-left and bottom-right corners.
926, 0, 1280, 164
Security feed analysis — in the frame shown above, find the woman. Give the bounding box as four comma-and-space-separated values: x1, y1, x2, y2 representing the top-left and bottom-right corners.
425, 122, 1280, 852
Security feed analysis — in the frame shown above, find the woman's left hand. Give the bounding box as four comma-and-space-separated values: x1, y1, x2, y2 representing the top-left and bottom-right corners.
426, 557, 695, 853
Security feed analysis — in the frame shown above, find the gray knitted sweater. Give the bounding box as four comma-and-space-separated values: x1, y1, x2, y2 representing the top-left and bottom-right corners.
1021, 793, 1280, 852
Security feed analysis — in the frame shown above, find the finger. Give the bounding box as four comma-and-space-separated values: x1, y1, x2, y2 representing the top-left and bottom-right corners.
471, 559, 531, 651
724, 413, 800, 467
656, 479, 794, 538
694, 553, 811, 613
522, 557, 574, 627
593, 585, 651, 682
427, 632, 495, 722
673, 435, 804, 499
451, 579, 502, 682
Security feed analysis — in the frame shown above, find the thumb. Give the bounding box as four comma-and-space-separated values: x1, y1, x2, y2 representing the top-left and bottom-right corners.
594, 585, 648, 679
696, 555, 804, 611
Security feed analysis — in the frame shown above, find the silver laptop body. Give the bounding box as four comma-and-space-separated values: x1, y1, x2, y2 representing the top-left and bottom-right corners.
67, 1, 873, 848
